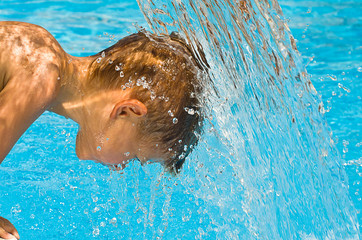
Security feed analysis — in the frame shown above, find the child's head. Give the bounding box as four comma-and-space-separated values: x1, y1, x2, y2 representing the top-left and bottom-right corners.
84, 31, 204, 173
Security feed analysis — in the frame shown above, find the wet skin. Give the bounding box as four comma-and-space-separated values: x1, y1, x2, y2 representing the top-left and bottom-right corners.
0, 21, 64, 162
0, 21, 155, 165
0, 21, 160, 239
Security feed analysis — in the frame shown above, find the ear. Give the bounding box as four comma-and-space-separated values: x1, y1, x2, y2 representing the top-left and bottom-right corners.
110, 99, 147, 119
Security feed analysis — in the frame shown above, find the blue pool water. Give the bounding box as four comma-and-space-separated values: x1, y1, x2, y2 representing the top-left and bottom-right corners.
0, 0, 361, 239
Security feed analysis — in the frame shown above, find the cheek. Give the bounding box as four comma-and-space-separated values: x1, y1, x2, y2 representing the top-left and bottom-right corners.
98, 137, 135, 165
96, 122, 138, 164
99, 143, 129, 164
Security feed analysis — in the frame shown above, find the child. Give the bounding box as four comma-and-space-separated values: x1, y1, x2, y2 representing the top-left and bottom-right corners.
0, 21, 204, 239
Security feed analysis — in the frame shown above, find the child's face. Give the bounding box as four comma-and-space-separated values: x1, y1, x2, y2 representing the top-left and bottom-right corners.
73, 89, 160, 167
76, 125, 163, 167
75, 117, 138, 165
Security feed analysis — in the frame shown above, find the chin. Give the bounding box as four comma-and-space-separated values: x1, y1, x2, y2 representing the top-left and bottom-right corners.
75, 133, 92, 160
98, 152, 129, 165
75, 144, 87, 160
98, 156, 119, 165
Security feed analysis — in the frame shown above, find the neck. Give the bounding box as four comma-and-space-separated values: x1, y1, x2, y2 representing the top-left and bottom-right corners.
49, 54, 95, 123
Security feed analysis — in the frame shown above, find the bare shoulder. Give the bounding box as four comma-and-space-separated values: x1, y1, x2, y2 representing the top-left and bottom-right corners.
0, 21, 66, 96
0, 21, 63, 52
0, 22, 68, 162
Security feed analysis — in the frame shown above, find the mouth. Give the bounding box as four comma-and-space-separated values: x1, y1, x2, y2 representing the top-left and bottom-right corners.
108, 164, 123, 171
85, 157, 129, 171
108, 159, 132, 171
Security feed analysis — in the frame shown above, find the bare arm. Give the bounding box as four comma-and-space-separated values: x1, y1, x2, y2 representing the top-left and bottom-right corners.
0, 70, 59, 163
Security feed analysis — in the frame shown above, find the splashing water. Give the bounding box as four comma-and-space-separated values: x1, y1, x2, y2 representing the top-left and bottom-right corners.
118, 0, 361, 238
0, 0, 358, 238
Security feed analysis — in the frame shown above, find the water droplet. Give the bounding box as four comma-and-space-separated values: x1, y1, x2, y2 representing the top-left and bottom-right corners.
326, 74, 337, 81
184, 145, 188, 151
338, 83, 351, 93
115, 65, 121, 71
124, 152, 130, 156
173, 118, 178, 124
96, 57, 102, 63
97, 146, 101, 151
109, 59, 113, 64
110, 218, 117, 224
92, 227, 100, 236
164, 97, 169, 102
190, 92, 195, 98
178, 139, 182, 143
11, 204, 22, 215
150, 93, 156, 100
168, 110, 174, 117
120, 71, 124, 77
358, 67, 362, 72
250, 24, 256, 32
168, 148, 173, 152
136, 79, 142, 86
155, 144, 159, 147
188, 108, 195, 115
57, 77, 61, 81
101, 51, 105, 58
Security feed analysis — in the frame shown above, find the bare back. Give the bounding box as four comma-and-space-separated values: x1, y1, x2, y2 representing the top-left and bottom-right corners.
0, 21, 67, 162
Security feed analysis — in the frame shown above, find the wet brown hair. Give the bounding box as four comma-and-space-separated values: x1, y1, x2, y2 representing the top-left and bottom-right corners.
87, 31, 204, 173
